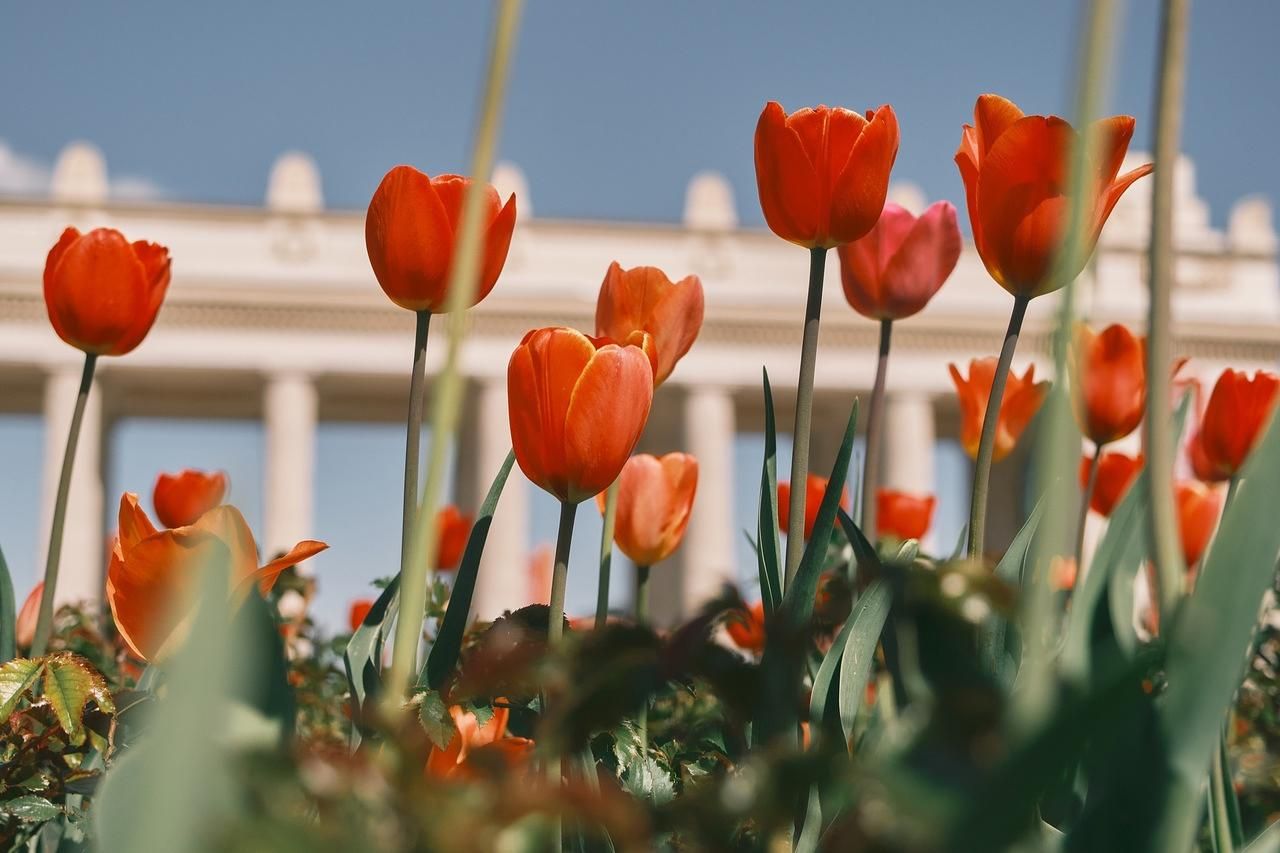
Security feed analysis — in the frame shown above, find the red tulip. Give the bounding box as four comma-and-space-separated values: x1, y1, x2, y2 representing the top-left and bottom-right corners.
1074, 324, 1147, 445
507, 327, 654, 503
1175, 481, 1223, 567
1080, 451, 1144, 517
365, 165, 516, 312
875, 489, 936, 541
949, 358, 1050, 461
955, 94, 1151, 297
425, 704, 534, 779
106, 493, 327, 661
597, 453, 698, 566
594, 262, 704, 386
1197, 369, 1280, 477
1188, 430, 1228, 483
14, 583, 43, 650
836, 201, 961, 320
43, 227, 171, 356
754, 101, 900, 248
726, 600, 766, 655
349, 599, 374, 633
435, 505, 472, 572
778, 475, 851, 540
152, 469, 229, 530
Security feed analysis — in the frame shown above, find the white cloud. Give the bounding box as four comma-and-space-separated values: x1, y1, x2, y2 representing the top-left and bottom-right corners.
0, 138, 165, 201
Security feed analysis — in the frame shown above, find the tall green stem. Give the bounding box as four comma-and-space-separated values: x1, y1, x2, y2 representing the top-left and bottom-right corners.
1075, 444, 1103, 572
634, 563, 651, 754
30, 354, 97, 658
401, 311, 431, 573
966, 296, 1029, 560
594, 479, 619, 630
546, 500, 578, 850
860, 318, 893, 540
784, 247, 828, 587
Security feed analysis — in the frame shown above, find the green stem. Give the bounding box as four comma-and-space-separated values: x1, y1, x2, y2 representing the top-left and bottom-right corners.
1075, 444, 1103, 573
784, 246, 828, 587
860, 318, 893, 540
30, 353, 97, 658
966, 296, 1029, 560
400, 311, 431, 572
594, 479, 619, 630
635, 563, 651, 755
546, 500, 578, 848
1210, 737, 1236, 853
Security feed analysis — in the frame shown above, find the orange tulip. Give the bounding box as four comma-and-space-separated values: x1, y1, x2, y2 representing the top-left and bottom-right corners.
43, 227, 171, 356
726, 600, 766, 656
949, 358, 1050, 461
435, 505, 472, 571
955, 94, 1151, 297
1197, 369, 1280, 478
875, 489, 936, 541
152, 469, 229, 529
597, 452, 698, 566
1080, 451, 1144, 517
837, 201, 961, 320
594, 262, 704, 386
778, 475, 851, 540
425, 704, 534, 779
1074, 324, 1147, 445
106, 493, 327, 661
1175, 481, 1223, 567
349, 599, 374, 633
507, 327, 654, 503
754, 101, 900, 248
365, 165, 517, 312
14, 583, 43, 650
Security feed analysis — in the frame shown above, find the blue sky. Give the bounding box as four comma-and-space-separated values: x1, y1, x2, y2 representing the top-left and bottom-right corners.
1, 2, 1276, 629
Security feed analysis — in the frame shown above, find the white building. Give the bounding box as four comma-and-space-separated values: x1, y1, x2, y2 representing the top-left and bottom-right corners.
1, 143, 1276, 626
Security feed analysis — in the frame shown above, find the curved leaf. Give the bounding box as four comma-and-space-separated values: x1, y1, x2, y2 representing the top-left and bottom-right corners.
42, 653, 114, 736
837, 581, 892, 745
343, 574, 400, 729
756, 368, 783, 615
979, 499, 1043, 687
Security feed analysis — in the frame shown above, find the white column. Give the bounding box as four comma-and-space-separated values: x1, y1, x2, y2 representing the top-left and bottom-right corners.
682, 386, 736, 613
41, 365, 104, 605
263, 372, 317, 560
471, 378, 530, 619
882, 392, 937, 547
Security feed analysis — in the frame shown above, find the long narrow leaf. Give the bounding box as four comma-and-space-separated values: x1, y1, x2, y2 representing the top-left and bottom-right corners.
978, 499, 1043, 688
836, 580, 891, 745
0, 545, 14, 663
343, 574, 401, 728
1244, 819, 1280, 853
756, 368, 783, 615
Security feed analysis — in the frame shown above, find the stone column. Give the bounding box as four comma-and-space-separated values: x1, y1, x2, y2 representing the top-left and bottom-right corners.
679, 386, 736, 618
41, 365, 105, 605
263, 372, 317, 561
470, 378, 530, 619
882, 392, 937, 547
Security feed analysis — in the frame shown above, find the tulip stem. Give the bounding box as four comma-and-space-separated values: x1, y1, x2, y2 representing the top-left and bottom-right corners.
594, 479, 620, 631
966, 295, 1029, 561
860, 318, 893, 540
401, 310, 431, 580
784, 247, 828, 587
635, 563, 651, 755
546, 499, 578, 844
30, 353, 97, 658
1075, 445, 1102, 576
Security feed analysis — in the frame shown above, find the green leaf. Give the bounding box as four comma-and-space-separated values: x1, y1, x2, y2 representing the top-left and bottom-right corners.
756, 368, 783, 616
0, 544, 15, 664
1, 794, 61, 822
342, 572, 401, 730
228, 592, 294, 741
836, 581, 892, 746
0, 657, 42, 722
423, 449, 516, 689
42, 653, 114, 736
416, 689, 457, 750
978, 499, 1043, 688
1244, 818, 1280, 853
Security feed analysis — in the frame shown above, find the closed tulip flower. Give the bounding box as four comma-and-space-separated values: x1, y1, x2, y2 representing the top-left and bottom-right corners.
435, 505, 472, 571
1175, 481, 1222, 567
106, 493, 327, 661
349, 599, 374, 633
1188, 430, 1229, 483
1080, 451, 1144, 517
726, 601, 766, 656
875, 489, 936, 541
597, 453, 698, 566
508, 327, 654, 503
152, 469, 229, 529
14, 583, 43, 650
950, 358, 1050, 461
365, 165, 516, 312
837, 202, 961, 320
755, 101, 900, 248
1074, 324, 1147, 446
955, 94, 1152, 297
1197, 369, 1280, 478
778, 475, 851, 540
594, 262, 704, 386
43, 227, 171, 356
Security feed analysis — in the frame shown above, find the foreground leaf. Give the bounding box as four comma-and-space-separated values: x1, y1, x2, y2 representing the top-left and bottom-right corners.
0, 544, 14, 663
42, 653, 115, 737
0, 657, 42, 722
756, 368, 783, 615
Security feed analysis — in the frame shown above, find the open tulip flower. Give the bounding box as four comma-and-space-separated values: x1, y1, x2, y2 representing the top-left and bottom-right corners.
152, 468, 229, 529
950, 358, 1050, 461
1081, 451, 1144, 517
726, 600, 766, 656
778, 475, 851, 540
508, 327, 654, 504
875, 489, 936, 542
1196, 369, 1280, 478
955, 94, 1152, 297
425, 704, 534, 779
837, 201, 961, 320
434, 505, 472, 572
1175, 480, 1223, 568
106, 493, 327, 661
754, 101, 900, 248
598, 452, 698, 567
595, 262, 704, 386
1074, 324, 1147, 446
365, 165, 517, 313
44, 227, 171, 356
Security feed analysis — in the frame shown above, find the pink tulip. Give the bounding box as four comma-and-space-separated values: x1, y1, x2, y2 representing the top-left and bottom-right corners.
836, 201, 961, 320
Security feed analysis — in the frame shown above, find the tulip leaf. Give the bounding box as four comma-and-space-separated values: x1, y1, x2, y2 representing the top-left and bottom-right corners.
1244, 818, 1280, 853
0, 544, 14, 664
756, 368, 783, 615
343, 572, 400, 734
229, 591, 295, 741
978, 498, 1043, 689
0, 657, 42, 723
423, 449, 516, 690
42, 653, 115, 737
836, 580, 891, 746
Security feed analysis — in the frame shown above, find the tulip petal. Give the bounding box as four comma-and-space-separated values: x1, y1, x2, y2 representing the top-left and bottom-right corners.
118, 492, 160, 552
240, 539, 330, 598
109, 241, 172, 356
562, 344, 654, 503
829, 105, 898, 245
755, 102, 822, 246
477, 192, 517, 306
365, 166, 453, 311
877, 201, 962, 318
646, 275, 704, 384
974, 94, 1025, 158
44, 228, 151, 354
